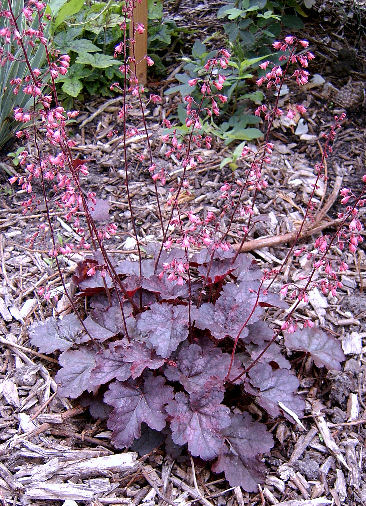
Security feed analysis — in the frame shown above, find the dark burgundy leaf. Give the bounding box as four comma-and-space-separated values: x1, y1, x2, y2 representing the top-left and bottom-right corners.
212, 453, 266, 492
221, 413, 274, 458
123, 342, 165, 379
79, 271, 113, 294
141, 275, 189, 299
105, 374, 174, 448
73, 259, 114, 294
83, 315, 116, 342
145, 243, 186, 271
234, 254, 262, 281
165, 432, 185, 460
248, 342, 291, 370
246, 320, 274, 346
194, 281, 286, 341
55, 348, 97, 399
29, 314, 83, 353
131, 423, 165, 456
248, 363, 305, 417
116, 259, 155, 277
80, 393, 112, 420
90, 302, 135, 336
91, 341, 131, 386
164, 340, 243, 392
90, 198, 110, 222
284, 328, 345, 371
197, 259, 237, 285
166, 390, 231, 460
137, 303, 189, 358
192, 284, 255, 341
190, 247, 236, 266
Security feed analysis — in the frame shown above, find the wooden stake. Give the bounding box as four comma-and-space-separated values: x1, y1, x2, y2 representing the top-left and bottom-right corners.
129, 0, 148, 85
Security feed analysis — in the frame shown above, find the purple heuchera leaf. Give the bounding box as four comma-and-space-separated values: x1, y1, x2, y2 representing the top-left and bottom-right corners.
248, 363, 305, 418
141, 275, 189, 299
123, 342, 165, 379
83, 315, 116, 342
164, 340, 243, 392
131, 423, 165, 456
29, 314, 83, 353
115, 259, 155, 278
284, 328, 345, 371
105, 374, 174, 448
90, 302, 135, 336
212, 454, 266, 492
166, 390, 231, 460
248, 342, 291, 370
91, 341, 131, 386
55, 348, 97, 399
137, 303, 189, 358
221, 413, 274, 458
192, 289, 252, 341
246, 321, 274, 346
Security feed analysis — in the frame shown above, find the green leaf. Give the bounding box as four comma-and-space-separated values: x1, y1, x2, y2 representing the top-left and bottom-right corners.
257, 10, 280, 19
247, 0, 267, 10
239, 90, 264, 103
240, 53, 271, 71
53, 26, 83, 52
282, 15, 304, 29
223, 127, 263, 143
233, 141, 246, 159
75, 53, 120, 68
148, 0, 163, 20
49, 0, 69, 16
62, 78, 83, 97
54, 0, 85, 29
164, 83, 192, 97
217, 5, 235, 19
192, 40, 207, 58
68, 39, 101, 53
225, 8, 245, 19
224, 22, 239, 42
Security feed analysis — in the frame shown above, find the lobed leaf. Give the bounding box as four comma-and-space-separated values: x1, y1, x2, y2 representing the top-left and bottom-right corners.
123, 342, 165, 379
166, 390, 231, 460
248, 363, 305, 418
105, 374, 174, 448
137, 303, 189, 358
164, 340, 243, 393
55, 348, 97, 398
29, 314, 83, 353
212, 453, 266, 492
91, 341, 131, 386
221, 413, 274, 458
284, 327, 345, 371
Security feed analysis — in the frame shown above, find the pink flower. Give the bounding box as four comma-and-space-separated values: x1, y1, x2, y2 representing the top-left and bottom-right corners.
136, 23, 145, 34
299, 39, 309, 48
259, 60, 270, 70
284, 35, 295, 44
146, 56, 154, 66
188, 79, 198, 86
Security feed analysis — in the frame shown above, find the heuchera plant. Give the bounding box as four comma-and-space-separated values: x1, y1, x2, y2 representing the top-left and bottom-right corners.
29, 242, 346, 491
4, 0, 364, 493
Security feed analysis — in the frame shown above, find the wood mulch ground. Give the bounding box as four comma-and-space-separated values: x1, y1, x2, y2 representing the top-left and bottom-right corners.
0, 3, 365, 505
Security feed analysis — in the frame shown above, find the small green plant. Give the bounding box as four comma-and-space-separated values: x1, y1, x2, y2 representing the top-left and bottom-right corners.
0, 0, 48, 151
48, 0, 125, 102
166, 40, 265, 145
218, 0, 305, 56
49, 0, 184, 102
147, 0, 187, 75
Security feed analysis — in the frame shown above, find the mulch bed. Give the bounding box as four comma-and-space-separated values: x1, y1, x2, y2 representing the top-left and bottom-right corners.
0, 3, 365, 505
